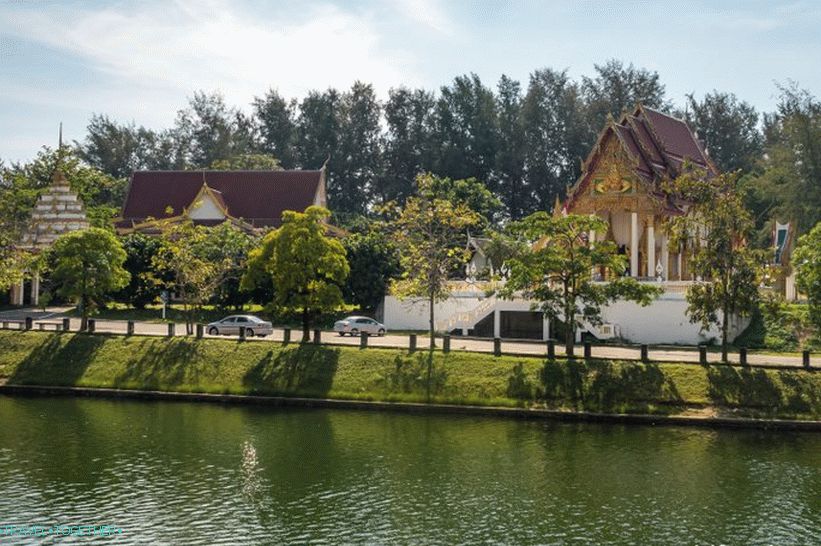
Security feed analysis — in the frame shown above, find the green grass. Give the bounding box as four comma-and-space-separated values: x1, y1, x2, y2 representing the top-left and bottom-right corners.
0, 331, 819, 420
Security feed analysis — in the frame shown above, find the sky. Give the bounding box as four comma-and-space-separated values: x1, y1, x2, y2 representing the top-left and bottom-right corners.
1, 0, 820, 163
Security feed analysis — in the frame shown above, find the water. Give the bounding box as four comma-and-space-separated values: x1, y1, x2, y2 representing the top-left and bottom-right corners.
0, 396, 818, 545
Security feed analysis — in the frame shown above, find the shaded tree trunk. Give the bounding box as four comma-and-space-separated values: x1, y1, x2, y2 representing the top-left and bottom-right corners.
429, 292, 436, 350
302, 308, 310, 342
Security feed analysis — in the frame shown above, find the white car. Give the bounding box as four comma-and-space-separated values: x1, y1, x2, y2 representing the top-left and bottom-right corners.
334, 316, 387, 336
207, 315, 273, 337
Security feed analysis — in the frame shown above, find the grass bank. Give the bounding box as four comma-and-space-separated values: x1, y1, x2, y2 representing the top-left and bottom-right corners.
0, 331, 819, 421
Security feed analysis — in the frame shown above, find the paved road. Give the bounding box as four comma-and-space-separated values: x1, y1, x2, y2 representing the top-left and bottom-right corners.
6, 316, 808, 369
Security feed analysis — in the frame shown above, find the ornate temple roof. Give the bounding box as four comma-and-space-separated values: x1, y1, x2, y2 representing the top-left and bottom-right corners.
115, 169, 327, 232
566, 105, 718, 212
19, 168, 90, 250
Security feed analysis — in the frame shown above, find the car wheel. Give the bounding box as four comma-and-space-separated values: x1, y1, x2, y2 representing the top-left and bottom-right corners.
208, 327, 219, 336
338, 332, 346, 337
378, 328, 385, 336
351, 328, 359, 337
246, 329, 254, 338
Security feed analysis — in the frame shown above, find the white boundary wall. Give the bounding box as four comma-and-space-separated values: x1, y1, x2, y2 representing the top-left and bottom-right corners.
383, 286, 750, 345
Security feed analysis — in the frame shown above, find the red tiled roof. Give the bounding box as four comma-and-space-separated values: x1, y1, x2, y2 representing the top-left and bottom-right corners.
118, 170, 324, 230
567, 104, 717, 210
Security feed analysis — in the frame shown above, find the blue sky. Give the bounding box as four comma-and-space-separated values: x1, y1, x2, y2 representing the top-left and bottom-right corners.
1, 0, 819, 163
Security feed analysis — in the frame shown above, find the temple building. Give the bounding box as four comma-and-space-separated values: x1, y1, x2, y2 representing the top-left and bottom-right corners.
9, 167, 90, 306
115, 169, 328, 235
562, 104, 718, 281
382, 105, 747, 345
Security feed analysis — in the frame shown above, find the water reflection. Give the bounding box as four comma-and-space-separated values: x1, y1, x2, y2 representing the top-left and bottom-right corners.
0, 396, 819, 545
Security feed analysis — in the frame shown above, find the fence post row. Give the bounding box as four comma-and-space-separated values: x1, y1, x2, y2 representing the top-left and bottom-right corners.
699, 345, 707, 365
547, 339, 555, 360
195, 323, 203, 338
360, 332, 369, 349
803, 350, 811, 369
584, 341, 592, 360
239, 326, 246, 341
739, 347, 747, 366
640, 344, 648, 363
87, 319, 95, 333
409, 334, 417, 353
494, 337, 501, 357
443, 335, 451, 354
283, 328, 291, 344
313, 329, 321, 344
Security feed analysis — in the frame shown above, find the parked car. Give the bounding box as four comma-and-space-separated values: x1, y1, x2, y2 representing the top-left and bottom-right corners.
207, 315, 273, 337
334, 316, 387, 336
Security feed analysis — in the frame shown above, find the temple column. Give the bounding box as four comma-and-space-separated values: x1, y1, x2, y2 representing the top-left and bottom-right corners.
677, 252, 683, 281
646, 218, 656, 281
542, 313, 550, 341
660, 235, 669, 281
14, 279, 24, 306
588, 229, 596, 279
630, 212, 639, 277
31, 272, 40, 306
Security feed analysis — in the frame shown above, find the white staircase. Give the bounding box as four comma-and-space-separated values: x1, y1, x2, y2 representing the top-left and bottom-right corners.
436, 295, 498, 333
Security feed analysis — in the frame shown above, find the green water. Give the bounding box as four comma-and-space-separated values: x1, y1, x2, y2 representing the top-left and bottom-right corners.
0, 396, 818, 545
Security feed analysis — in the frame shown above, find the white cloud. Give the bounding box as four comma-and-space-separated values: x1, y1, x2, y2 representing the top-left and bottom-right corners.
391, 0, 457, 36
0, 0, 419, 111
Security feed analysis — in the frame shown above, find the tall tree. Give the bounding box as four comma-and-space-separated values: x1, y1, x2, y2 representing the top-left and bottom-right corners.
748, 84, 821, 237
48, 228, 130, 324
793, 221, 821, 332
497, 213, 660, 356
582, 59, 670, 132
494, 75, 526, 220
243, 206, 348, 341
390, 173, 480, 349
380, 87, 436, 205
521, 68, 588, 214
335, 82, 383, 215
114, 233, 162, 309
174, 91, 256, 168
433, 74, 498, 183
253, 89, 297, 168
682, 91, 762, 173
666, 170, 764, 361
76, 114, 182, 178
342, 227, 401, 312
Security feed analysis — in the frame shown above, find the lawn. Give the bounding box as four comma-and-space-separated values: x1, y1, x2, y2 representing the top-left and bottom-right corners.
0, 330, 819, 420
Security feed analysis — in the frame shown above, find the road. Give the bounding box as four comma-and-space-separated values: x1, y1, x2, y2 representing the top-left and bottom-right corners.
8, 316, 808, 369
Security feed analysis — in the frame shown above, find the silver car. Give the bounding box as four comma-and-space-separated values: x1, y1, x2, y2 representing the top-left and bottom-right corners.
207, 315, 273, 337
334, 316, 387, 336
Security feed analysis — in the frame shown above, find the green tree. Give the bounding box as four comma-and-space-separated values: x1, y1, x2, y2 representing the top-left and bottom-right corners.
747, 85, 821, 239
793, 221, 821, 331
497, 213, 661, 356
581, 59, 671, 132
114, 233, 162, 309
390, 173, 481, 348
174, 91, 256, 168
335, 82, 383, 215
48, 228, 130, 323
152, 221, 226, 333
433, 74, 498, 184
494, 75, 526, 220
253, 88, 297, 168
521, 68, 589, 213
342, 228, 401, 311
666, 170, 765, 361
243, 206, 348, 341
380, 87, 436, 204
197, 222, 255, 309
681, 91, 762, 173
209, 154, 282, 170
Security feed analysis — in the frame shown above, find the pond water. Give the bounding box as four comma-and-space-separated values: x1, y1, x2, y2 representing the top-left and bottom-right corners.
0, 395, 818, 545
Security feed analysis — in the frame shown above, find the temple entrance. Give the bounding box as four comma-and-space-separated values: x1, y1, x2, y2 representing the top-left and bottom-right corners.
500, 311, 543, 340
